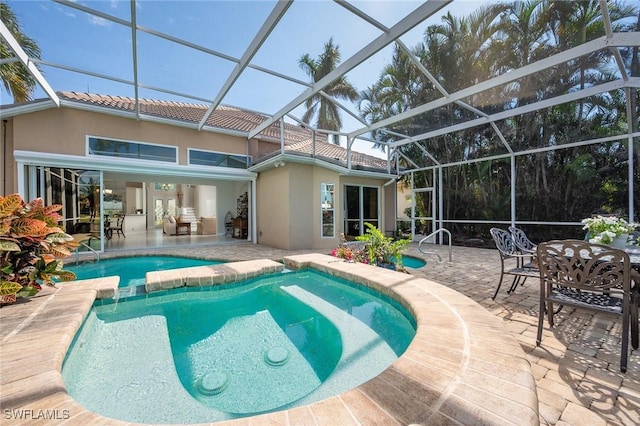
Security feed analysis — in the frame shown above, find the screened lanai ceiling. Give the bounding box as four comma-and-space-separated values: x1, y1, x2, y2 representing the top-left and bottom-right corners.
1, 0, 639, 171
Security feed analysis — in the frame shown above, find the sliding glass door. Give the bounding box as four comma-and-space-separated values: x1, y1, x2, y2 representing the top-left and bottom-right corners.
344, 185, 379, 237
21, 165, 105, 249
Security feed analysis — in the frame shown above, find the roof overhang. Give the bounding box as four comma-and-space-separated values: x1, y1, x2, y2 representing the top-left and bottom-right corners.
0, 98, 57, 118
249, 152, 398, 180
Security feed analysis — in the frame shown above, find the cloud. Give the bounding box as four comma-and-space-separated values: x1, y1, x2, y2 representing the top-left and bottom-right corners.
88, 15, 111, 27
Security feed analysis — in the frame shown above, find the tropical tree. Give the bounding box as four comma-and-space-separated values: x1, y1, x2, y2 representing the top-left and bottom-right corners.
358, 0, 638, 242
298, 37, 359, 144
0, 1, 41, 102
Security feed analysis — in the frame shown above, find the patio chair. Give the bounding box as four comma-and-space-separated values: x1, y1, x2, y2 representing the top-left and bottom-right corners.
536, 239, 639, 373
108, 214, 126, 238
490, 227, 540, 300
509, 226, 537, 262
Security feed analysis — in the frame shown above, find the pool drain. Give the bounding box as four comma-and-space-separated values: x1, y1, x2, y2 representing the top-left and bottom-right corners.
264, 346, 290, 366
197, 371, 228, 395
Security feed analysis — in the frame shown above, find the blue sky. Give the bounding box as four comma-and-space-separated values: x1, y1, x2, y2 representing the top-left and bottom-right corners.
4, 1, 484, 107
2, 1, 635, 158
4, 1, 493, 158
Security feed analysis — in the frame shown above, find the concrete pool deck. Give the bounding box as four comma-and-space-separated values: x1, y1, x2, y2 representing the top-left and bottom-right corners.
0, 251, 538, 425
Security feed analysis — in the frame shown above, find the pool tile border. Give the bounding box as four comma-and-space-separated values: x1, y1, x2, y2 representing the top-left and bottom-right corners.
0, 254, 538, 425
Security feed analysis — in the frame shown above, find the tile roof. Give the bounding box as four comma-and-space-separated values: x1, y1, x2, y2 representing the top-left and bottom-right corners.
58, 91, 318, 144
284, 139, 390, 171
55, 92, 392, 173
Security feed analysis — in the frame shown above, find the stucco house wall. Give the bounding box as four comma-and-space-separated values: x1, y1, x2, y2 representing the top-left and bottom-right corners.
9, 107, 248, 162
256, 166, 291, 249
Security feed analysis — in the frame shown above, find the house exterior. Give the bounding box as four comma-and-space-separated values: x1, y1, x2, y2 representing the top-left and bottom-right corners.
0, 92, 399, 251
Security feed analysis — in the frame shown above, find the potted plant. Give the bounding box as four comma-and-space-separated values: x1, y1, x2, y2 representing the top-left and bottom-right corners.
581, 215, 638, 248
355, 223, 411, 270
1, 194, 78, 305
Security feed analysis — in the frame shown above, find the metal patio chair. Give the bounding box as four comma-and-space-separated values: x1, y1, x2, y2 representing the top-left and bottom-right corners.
490, 227, 540, 300
536, 239, 639, 373
509, 226, 537, 260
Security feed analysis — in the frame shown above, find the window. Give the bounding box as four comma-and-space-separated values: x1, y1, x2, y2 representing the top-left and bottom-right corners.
87, 136, 177, 163
154, 183, 176, 191
321, 183, 335, 238
189, 149, 250, 169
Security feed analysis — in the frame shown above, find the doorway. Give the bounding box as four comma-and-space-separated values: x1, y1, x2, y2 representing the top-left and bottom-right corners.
344, 185, 379, 237
153, 196, 177, 226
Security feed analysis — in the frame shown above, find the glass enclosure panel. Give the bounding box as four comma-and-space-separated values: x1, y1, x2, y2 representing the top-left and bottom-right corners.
414, 190, 433, 235
77, 170, 102, 239
22, 166, 104, 250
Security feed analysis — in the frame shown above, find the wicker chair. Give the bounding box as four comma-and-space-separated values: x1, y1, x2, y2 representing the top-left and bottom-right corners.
489, 228, 539, 300
536, 239, 639, 373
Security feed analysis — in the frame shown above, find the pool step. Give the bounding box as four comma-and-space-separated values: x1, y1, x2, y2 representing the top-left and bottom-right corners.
117, 285, 147, 299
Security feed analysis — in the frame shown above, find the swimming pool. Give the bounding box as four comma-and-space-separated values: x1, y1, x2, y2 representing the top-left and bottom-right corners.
68, 256, 221, 288
62, 269, 416, 424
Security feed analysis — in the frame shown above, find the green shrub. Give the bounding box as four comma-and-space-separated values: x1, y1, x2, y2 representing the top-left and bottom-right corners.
356, 223, 411, 268
0, 194, 78, 305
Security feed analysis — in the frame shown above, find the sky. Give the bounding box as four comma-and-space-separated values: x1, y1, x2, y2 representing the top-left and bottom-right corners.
2, 0, 630, 160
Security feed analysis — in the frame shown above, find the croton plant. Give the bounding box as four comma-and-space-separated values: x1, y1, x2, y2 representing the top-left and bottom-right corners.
0, 194, 78, 305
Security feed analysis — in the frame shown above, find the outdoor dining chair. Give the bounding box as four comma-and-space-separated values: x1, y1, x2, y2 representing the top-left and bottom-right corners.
489, 228, 540, 300
509, 226, 537, 265
536, 239, 639, 373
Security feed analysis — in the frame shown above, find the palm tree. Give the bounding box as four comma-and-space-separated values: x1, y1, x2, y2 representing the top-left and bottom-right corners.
298, 37, 359, 144
358, 0, 636, 236
0, 1, 41, 102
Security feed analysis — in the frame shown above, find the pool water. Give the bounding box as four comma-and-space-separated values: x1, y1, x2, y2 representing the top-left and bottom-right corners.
62, 270, 416, 424
401, 255, 427, 268
67, 256, 220, 287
